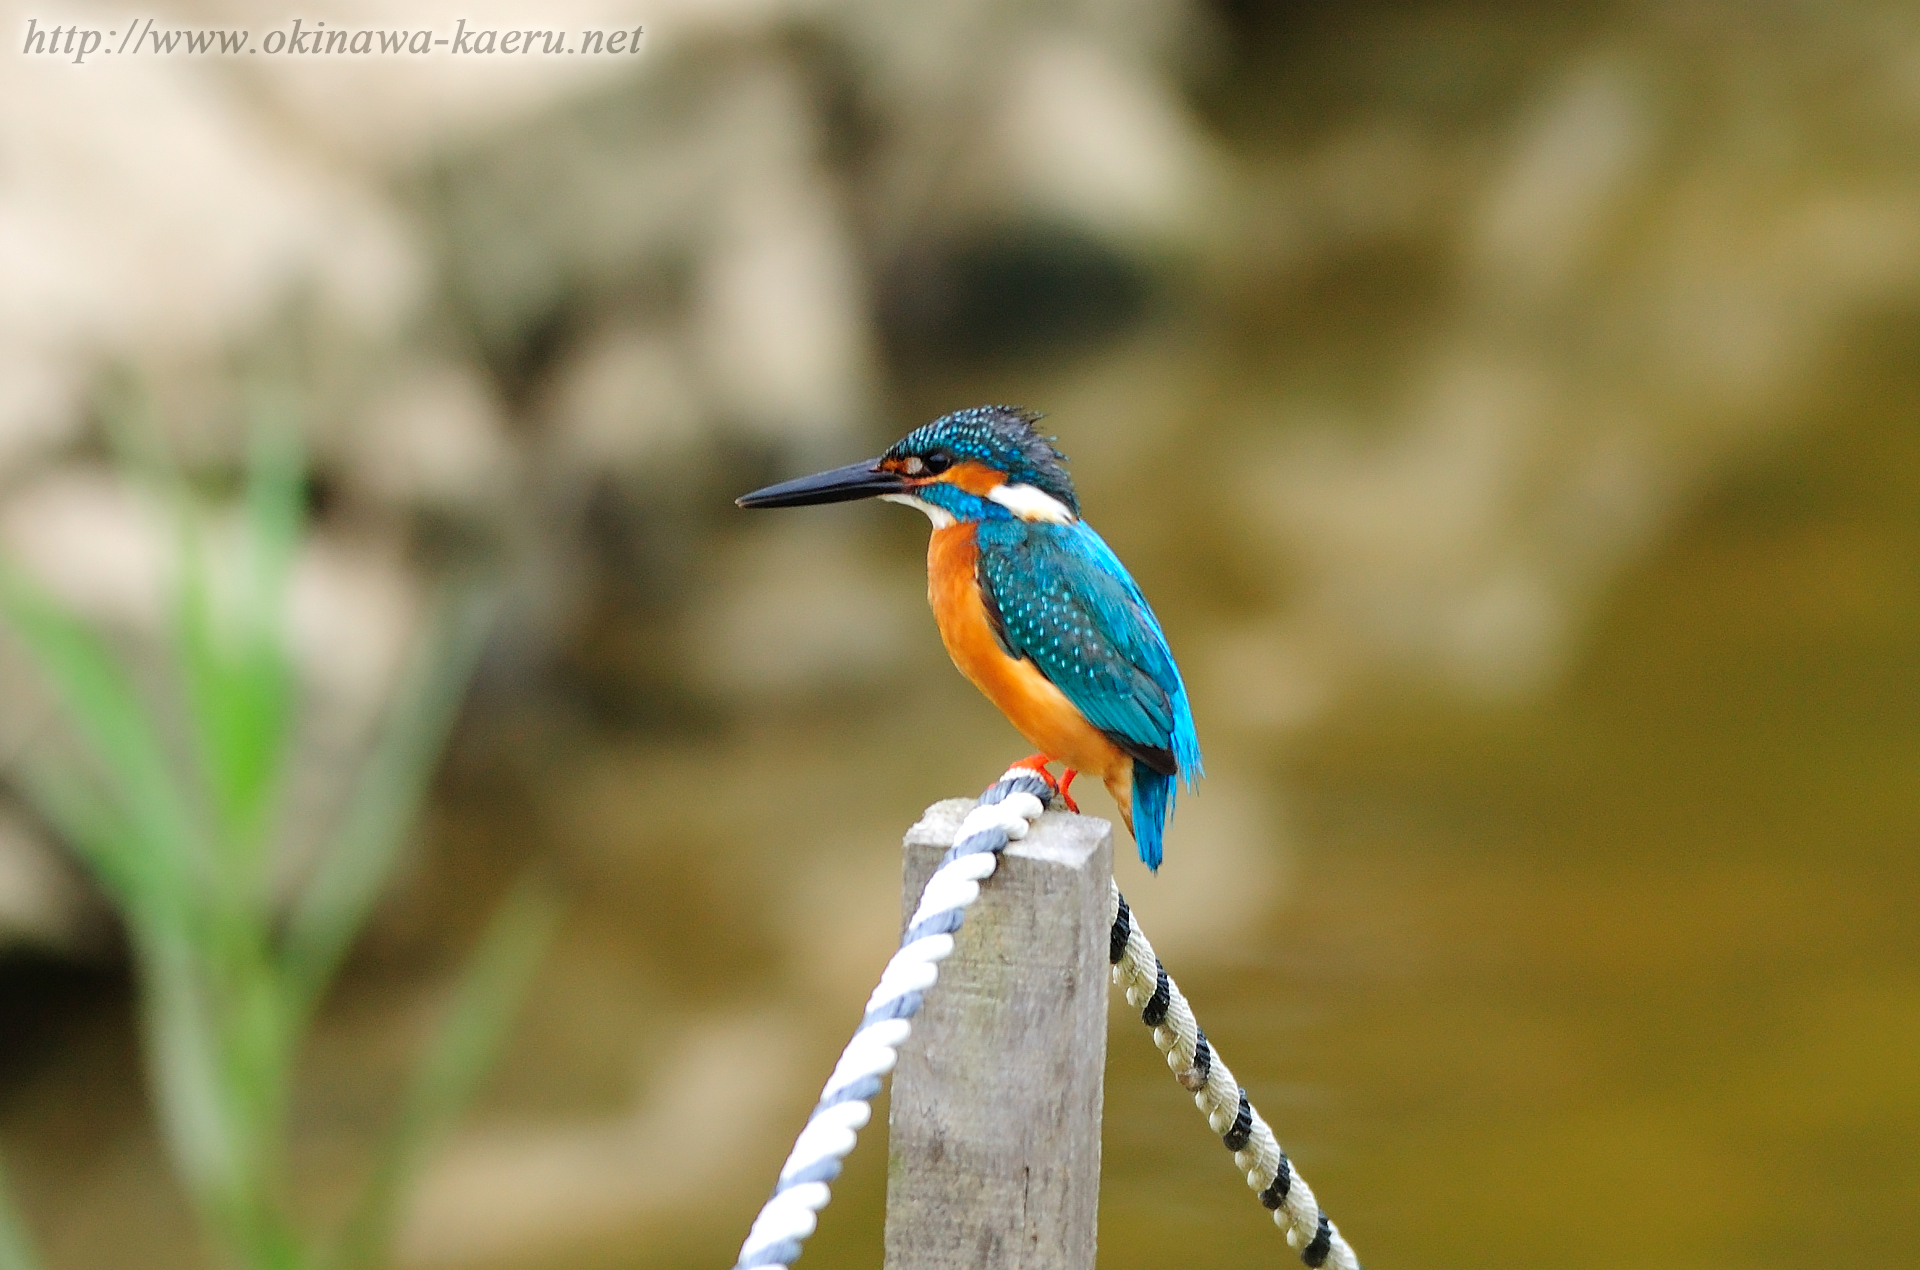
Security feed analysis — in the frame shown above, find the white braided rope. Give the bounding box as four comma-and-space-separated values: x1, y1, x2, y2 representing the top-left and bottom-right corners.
731, 767, 1054, 1270
1108, 885, 1362, 1270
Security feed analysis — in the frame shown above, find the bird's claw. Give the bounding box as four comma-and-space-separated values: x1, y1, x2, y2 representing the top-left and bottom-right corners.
1010, 754, 1080, 814
1057, 768, 1080, 814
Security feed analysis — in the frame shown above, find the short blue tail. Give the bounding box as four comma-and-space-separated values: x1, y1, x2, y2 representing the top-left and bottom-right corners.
1131, 762, 1176, 872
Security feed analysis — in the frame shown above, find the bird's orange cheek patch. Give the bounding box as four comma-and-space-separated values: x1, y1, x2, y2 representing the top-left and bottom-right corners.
936, 461, 1007, 497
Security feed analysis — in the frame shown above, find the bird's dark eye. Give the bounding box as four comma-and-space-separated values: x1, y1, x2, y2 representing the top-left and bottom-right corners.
922, 450, 954, 475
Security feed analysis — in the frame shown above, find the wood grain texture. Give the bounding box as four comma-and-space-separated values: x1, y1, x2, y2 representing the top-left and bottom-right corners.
883, 799, 1113, 1270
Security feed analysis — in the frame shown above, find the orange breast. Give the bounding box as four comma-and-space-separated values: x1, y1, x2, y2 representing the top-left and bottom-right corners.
926, 524, 1130, 786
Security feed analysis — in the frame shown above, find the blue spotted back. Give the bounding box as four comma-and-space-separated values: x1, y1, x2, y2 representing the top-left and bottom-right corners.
974, 517, 1202, 868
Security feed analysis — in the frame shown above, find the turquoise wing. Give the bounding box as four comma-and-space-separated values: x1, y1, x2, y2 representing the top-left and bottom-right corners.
973, 519, 1196, 775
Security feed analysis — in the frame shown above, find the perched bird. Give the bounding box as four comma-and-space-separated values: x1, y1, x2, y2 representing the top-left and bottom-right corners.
737, 406, 1201, 870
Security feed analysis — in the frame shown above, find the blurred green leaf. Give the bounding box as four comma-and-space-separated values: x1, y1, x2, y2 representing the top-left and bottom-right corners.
1, 394, 507, 1270
240, 393, 304, 600
137, 923, 239, 1207
282, 585, 497, 1022
326, 877, 558, 1270
173, 411, 302, 879
11, 751, 150, 917
0, 560, 198, 921
173, 526, 284, 876
0, 1150, 45, 1270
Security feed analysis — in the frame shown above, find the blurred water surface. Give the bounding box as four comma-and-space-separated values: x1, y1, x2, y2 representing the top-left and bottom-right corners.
2, 2, 1919, 1267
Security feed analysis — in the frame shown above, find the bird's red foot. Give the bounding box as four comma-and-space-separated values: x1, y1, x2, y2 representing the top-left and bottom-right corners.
1010, 754, 1079, 813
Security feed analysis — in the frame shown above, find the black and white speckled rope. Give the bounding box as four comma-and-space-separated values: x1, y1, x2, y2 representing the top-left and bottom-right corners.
1108, 886, 1362, 1270
731, 766, 1055, 1270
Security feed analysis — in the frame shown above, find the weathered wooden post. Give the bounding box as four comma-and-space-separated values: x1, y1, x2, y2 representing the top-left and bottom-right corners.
883, 798, 1114, 1270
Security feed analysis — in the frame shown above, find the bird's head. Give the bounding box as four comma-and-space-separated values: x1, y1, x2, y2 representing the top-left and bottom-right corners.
736, 406, 1079, 527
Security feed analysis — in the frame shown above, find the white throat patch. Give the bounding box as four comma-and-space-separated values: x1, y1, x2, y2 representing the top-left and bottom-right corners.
988, 481, 1076, 524
880, 492, 956, 529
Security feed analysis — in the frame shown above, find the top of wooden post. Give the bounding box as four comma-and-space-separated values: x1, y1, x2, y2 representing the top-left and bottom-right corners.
903, 797, 1111, 872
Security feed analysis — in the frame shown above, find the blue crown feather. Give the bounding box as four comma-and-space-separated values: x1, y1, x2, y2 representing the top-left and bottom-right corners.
882, 405, 1079, 515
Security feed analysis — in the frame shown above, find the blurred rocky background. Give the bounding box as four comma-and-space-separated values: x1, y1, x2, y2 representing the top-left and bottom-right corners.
4, 0, 1920, 1266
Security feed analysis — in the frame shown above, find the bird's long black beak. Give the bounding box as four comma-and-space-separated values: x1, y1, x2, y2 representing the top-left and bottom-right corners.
735, 458, 907, 509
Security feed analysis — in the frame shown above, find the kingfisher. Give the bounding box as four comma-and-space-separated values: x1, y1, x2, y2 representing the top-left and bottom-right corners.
736, 405, 1201, 870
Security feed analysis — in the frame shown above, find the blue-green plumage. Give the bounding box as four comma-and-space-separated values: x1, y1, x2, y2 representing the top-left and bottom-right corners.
975, 517, 1201, 870
885, 406, 1080, 513
737, 404, 1202, 870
